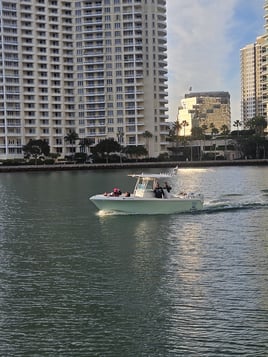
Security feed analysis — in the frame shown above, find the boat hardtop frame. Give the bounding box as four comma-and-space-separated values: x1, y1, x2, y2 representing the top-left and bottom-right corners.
129, 173, 173, 198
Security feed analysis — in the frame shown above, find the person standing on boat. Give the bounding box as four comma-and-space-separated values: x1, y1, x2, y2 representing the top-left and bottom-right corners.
164, 182, 171, 193
154, 182, 164, 198
163, 182, 172, 198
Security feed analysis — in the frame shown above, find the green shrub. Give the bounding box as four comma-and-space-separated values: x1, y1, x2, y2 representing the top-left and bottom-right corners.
44, 159, 55, 165
1, 159, 26, 166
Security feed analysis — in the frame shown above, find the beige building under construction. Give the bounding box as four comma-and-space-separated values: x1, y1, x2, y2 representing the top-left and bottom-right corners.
178, 91, 231, 136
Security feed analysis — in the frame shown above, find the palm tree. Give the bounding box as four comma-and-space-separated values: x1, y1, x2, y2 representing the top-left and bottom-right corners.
211, 126, 219, 159
142, 130, 153, 157
211, 127, 219, 137
221, 124, 230, 159
200, 123, 208, 159
181, 120, 189, 156
79, 137, 94, 156
64, 130, 79, 159
233, 120, 242, 136
191, 127, 203, 160
201, 123, 208, 134
169, 120, 182, 157
173, 120, 182, 137
209, 123, 216, 158
181, 120, 189, 138
209, 123, 215, 135
116, 130, 124, 163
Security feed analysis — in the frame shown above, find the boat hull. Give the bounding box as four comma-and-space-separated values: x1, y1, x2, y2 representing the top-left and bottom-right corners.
90, 195, 203, 214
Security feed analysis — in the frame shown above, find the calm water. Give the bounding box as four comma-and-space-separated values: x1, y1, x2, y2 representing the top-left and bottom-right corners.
0, 166, 268, 356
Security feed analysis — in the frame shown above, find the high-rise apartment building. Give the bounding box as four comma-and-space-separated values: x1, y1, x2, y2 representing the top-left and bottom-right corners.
178, 91, 231, 135
263, 0, 268, 121
0, 1, 78, 159
0, 0, 168, 160
240, 35, 267, 123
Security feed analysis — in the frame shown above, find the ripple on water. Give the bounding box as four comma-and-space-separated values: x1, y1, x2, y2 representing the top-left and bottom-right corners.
0, 169, 268, 355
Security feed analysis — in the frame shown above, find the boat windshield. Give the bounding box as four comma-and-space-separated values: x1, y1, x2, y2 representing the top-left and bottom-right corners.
134, 177, 155, 197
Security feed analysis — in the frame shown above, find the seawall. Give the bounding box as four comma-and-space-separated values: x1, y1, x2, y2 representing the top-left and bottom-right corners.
0, 159, 267, 173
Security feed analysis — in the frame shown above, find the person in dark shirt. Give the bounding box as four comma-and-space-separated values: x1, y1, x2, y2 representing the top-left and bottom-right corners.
164, 182, 171, 193
154, 182, 164, 198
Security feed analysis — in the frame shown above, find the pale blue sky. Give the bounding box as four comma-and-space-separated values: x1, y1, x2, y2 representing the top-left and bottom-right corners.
167, 0, 265, 124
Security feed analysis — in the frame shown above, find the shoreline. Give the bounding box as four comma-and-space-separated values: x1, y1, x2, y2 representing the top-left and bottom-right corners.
0, 159, 267, 173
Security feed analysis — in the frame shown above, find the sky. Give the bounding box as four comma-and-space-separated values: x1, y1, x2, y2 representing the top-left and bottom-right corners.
167, 0, 265, 124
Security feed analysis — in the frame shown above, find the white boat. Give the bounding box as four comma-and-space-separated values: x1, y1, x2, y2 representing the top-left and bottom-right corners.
89, 168, 204, 214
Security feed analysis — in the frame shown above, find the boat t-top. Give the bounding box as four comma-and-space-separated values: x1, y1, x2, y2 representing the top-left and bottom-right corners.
90, 168, 204, 214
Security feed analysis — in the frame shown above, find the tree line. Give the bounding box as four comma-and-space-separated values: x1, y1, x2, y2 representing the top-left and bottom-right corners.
20, 116, 268, 164
168, 116, 268, 160
21, 130, 152, 164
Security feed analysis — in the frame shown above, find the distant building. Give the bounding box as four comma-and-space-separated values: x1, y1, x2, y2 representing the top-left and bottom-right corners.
240, 35, 267, 123
178, 91, 231, 135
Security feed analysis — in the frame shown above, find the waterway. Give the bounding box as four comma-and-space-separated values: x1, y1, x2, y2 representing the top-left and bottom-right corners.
0, 166, 268, 356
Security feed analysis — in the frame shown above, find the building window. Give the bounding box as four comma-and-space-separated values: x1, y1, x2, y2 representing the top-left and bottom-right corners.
129, 136, 136, 144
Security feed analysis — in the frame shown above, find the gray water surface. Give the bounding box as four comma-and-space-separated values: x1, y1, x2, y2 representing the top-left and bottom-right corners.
0, 166, 268, 356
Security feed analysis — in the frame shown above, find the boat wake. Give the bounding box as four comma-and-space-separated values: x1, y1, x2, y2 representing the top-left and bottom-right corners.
260, 189, 268, 197
97, 210, 130, 217
203, 193, 268, 213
